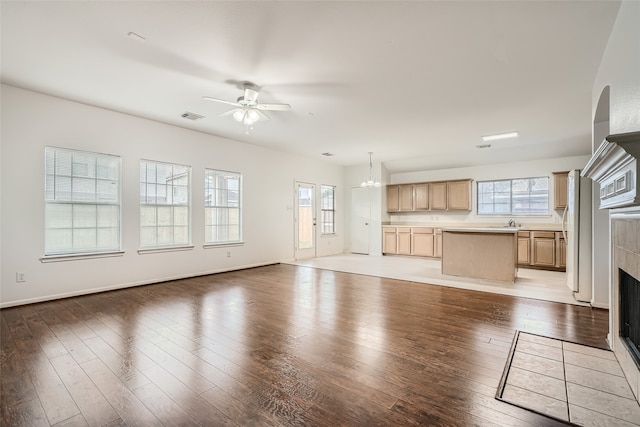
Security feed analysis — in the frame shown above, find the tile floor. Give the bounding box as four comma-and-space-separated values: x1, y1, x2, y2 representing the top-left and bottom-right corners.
288, 253, 586, 305
500, 332, 640, 426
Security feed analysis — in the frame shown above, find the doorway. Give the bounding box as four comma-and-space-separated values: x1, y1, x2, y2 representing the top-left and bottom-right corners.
295, 182, 316, 260
350, 186, 370, 254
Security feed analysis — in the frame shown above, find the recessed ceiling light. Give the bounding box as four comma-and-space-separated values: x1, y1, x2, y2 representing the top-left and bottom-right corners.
481, 131, 518, 142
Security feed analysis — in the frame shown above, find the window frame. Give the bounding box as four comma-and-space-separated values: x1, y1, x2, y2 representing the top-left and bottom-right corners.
43, 146, 122, 258
320, 184, 336, 235
477, 176, 550, 216
139, 159, 192, 251
204, 168, 243, 246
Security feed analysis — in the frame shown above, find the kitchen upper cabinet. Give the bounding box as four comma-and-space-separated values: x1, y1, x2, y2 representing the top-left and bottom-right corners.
397, 228, 412, 255
429, 182, 448, 210
553, 171, 569, 209
386, 179, 472, 212
446, 180, 472, 211
387, 186, 400, 212
411, 228, 434, 257
399, 185, 414, 211
414, 183, 429, 211
531, 231, 556, 268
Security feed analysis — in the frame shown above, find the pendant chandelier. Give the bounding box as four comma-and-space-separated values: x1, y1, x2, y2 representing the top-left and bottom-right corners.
361, 152, 381, 188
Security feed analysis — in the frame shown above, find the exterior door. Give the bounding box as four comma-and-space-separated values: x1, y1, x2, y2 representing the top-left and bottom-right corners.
351, 186, 370, 254
295, 182, 316, 260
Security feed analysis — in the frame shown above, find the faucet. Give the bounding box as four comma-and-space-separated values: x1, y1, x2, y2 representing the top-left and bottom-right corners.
508, 218, 516, 227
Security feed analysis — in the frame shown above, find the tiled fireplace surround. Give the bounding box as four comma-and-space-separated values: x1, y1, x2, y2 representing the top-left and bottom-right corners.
611, 212, 640, 405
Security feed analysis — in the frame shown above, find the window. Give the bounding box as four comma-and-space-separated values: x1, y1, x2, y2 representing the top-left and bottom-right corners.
477, 177, 549, 215
320, 185, 336, 235
205, 169, 241, 244
44, 147, 121, 255
140, 160, 191, 248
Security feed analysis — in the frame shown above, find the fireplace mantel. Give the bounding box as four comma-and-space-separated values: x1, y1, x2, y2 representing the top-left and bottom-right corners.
582, 131, 640, 209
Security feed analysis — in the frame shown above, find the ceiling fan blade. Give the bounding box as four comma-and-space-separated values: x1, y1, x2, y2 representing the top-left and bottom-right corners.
219, 108, 240, 117
256, 103, 291, 111
202, 96, 241, 107
256, 110, 270, 121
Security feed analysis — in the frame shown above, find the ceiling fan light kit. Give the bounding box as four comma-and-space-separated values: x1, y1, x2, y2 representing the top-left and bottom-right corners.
361, 152, 381, 188
202, 82, 291, 131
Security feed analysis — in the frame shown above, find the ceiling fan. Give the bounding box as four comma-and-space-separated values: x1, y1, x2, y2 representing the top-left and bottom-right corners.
202, 82, 291, 130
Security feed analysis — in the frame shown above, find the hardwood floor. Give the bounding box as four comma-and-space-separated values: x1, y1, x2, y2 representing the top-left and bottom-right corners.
1, 264, 609, 426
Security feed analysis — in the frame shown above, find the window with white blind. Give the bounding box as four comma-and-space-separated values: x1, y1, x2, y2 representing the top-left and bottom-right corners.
140, 160, 191, 248
477, 177, 549, 215
44, 146, 121, 256
320, 185, 336, 235
205, 169, 241, 244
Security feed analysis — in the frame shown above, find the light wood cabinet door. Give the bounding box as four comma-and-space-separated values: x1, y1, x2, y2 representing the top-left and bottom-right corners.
447, 180, 472, 210
553, 172, 569, 209
531, 232, 556, 267
430, 182, 447, 210
383, 228, 397, 254
517, 238, 531, 265
413, 183, 429, 211
387, 186, 399, 212
556, 232, 566, 268
399, 185, 413, 211
411, 228, 434, 257
397, 228, 412, 255
434, 229, 443, 258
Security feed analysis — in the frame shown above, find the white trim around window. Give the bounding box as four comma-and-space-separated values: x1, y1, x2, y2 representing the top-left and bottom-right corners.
44, 146, 122, 258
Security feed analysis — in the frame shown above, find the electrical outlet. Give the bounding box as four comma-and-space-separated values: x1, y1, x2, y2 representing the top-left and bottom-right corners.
227, 251, 231, 258
16, 272, 26, 283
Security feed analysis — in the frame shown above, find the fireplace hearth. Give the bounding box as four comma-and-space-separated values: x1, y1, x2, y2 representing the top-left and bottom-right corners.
620, 269, 640, 368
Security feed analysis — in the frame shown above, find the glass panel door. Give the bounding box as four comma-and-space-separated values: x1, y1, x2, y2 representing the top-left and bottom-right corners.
295, 182, 316, 260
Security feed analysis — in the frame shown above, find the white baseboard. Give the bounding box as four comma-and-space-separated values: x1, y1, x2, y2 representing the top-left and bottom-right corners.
0, 261, 278, 308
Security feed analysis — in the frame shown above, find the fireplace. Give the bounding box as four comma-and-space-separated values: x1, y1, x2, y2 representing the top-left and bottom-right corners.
620, 269, 640, 368
582, 131, 640, 404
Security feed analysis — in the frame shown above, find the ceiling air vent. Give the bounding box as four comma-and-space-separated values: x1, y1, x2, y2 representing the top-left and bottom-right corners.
181, 112, 205, 121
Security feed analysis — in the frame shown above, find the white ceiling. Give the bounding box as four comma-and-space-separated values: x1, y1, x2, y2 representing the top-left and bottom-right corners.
0, 1, 621, 173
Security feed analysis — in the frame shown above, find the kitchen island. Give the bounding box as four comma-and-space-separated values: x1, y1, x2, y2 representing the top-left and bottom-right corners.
441, 227, 518, 282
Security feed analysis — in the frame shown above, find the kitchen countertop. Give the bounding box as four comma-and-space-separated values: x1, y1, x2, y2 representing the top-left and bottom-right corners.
382, 223, 562, 232
441, 227, 518, 233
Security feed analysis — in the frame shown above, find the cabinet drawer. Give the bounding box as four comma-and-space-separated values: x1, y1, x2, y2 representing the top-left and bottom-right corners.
397, 228, 411, 234
531, 231, 555, 239
411, 227, 434, 234
517, 231, 530, 237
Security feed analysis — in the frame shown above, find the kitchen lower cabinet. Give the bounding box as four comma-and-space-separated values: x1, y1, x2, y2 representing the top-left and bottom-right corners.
383, 227, 398, 254
411, 228, 435, 257
517, 231, 531, 265
397, 228, 412, 255
531, 231, 556, 267
382, 227, 441, 258
556, 233, 566, 268
517, 230, 565, 271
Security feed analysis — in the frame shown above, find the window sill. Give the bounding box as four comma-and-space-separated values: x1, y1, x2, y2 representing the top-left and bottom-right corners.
138, 245, 195, 255
203, 241, 245, 249
40, 251, 125, 263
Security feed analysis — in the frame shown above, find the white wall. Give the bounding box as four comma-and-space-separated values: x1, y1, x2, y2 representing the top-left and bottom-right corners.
0, 85, 345, 307
591, 1, 640, 310
388, 155, 591, 225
